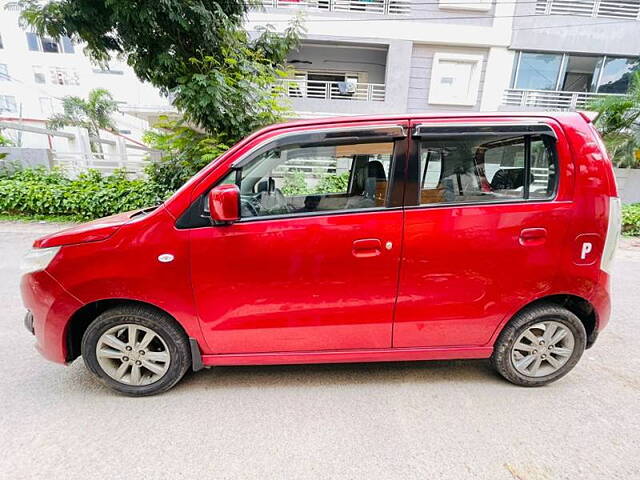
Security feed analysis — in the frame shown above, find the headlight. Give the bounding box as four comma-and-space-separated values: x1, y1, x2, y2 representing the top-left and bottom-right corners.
20, 246, 61, 274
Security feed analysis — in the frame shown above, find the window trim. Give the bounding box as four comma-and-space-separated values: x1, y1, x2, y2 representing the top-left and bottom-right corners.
176, 124, 409, 229
405, 123, 559, 209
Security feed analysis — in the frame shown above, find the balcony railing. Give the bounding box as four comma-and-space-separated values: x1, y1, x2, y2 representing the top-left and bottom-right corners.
536, 0, 640, 20
280, 79, 386, 102
260, 0, 411, 15
503, 88, 624, 110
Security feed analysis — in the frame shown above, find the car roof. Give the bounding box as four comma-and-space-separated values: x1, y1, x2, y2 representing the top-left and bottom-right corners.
256, 111, 584, 135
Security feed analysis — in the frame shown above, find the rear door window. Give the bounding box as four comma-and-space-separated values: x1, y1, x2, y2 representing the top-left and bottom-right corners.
416, 125, 557, 205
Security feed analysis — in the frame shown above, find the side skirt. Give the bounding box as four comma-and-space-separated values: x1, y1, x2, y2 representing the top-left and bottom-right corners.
201, 346, 493, 367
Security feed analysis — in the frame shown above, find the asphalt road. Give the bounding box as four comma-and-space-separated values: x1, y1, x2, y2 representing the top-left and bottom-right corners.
1, 221, 639, 480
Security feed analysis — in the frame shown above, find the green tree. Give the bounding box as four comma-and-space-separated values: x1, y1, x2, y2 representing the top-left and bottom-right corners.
143, 117, 229, 195
590, 71, 640, 167
21, 0, 302, 142
46, 88, 119, 151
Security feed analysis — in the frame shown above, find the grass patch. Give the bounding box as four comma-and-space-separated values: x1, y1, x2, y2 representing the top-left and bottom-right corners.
0, 212, 80, 223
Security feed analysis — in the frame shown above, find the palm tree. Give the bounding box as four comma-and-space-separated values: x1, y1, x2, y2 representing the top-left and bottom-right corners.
47, 88, 119, 152
589, 71, 640, 167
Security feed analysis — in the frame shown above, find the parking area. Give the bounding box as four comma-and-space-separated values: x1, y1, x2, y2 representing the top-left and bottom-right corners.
1, 220, 639, 480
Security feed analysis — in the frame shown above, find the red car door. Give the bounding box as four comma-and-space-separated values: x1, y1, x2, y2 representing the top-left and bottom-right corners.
190, 123, 408, 354
393, 118, 574, 348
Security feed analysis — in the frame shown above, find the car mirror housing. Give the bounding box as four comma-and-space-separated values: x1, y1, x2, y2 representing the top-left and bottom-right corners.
208, 184, 240, 224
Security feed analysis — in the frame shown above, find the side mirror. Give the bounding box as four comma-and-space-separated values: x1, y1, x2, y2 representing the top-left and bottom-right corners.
208, 184, 240, 224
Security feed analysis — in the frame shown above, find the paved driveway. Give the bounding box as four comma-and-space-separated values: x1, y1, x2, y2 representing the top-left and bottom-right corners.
1, 221, 639, 480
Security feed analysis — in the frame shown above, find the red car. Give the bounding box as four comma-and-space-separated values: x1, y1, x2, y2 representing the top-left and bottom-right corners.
21, 113, 621, 396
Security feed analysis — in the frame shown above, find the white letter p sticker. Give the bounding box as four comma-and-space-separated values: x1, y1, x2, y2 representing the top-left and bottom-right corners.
581, 242, 593, 260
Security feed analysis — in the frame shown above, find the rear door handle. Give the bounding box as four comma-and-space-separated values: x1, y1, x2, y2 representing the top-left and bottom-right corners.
519, 228, 547, 246
352, 238, 382, 258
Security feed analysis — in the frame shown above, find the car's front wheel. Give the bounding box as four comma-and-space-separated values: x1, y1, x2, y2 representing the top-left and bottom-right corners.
491, 304, 587, 387
81, 305, 191, 396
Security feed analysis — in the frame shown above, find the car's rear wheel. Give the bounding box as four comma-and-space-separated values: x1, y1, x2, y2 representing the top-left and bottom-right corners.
81, 305, 190, 396
491, 304, 587, 387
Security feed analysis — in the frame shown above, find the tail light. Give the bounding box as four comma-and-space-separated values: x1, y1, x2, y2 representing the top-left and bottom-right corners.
601, 197, 621, 274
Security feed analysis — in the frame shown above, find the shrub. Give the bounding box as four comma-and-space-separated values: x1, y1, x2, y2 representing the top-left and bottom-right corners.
0, 168, 162, 220
315, 172, 350, 194
281, 171, 311, 196
622, 203, 640, 235
143, 120, 229, 195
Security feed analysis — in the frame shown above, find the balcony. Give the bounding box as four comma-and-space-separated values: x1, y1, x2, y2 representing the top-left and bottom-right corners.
535, 0, 640, 20
278, 42, 393, 116
502, 88, 623, 110
280, 78, 385, 102
259, 0, 411, 15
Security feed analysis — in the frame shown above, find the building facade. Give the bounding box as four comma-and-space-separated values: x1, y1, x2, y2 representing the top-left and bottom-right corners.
248, 0, 640, 117
504, 0, 640, 110
2, 0, 639, 152
247, 0, 518, 117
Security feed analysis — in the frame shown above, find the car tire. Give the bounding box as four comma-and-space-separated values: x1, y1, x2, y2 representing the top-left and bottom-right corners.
81, 305, 191, 396
491, 303, 587, 387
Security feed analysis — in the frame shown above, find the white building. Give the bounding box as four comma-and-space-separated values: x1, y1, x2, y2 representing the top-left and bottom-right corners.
248, 0, 519, 117
0, 0, 171, 150
248, 0, 639, 116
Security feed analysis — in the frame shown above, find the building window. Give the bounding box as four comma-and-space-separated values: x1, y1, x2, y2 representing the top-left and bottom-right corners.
41, 36, 60, 53
39, 97, 62, 115
428, 53, 483, 106
49, 67, 80, 85
0, 64, 8, 81
512, 51, 640, 94
0, 95, 18, 113
26, 33, 75, 53
439, 0, 491, 12
39, 97, 53, 114
514, 52, 563, 91
33, 66, 46, 84
598, 57, 640, 94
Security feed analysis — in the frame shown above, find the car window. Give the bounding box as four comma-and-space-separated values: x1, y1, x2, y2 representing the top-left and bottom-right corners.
418, 132, 556, 205
219, 141, 395, 219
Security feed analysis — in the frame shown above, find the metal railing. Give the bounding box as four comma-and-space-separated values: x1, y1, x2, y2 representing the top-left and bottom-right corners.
51, 149, 160, 177
280, 79, 386, 102
259, 0, 411, 15
52, 150, 153, 176
502, 88, 624, 110
536, 0, 640, 20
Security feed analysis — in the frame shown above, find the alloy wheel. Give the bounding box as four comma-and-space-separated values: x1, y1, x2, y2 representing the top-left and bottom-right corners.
511, 320, 575, 378
95, 323, 171, 386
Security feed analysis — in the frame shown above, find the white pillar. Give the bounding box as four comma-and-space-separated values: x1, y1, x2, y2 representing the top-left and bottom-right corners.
479, 47, 516, 111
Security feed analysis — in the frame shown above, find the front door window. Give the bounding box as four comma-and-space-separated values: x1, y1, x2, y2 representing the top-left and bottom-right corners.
219, 140, 395, 219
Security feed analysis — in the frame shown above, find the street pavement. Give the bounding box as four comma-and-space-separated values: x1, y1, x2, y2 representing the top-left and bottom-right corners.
1, 221, 639, 480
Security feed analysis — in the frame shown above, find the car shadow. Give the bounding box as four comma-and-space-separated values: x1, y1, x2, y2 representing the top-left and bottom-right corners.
173, 358, 504, 392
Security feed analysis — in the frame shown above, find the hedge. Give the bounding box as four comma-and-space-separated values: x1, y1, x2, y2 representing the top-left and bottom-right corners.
623, 203, 640, 236
0, 168, 164, 220
4, 168, 640, 234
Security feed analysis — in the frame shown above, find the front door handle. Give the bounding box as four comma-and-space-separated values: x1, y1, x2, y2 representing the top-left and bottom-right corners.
519, 228, 547, 246
352, 238, 382, 258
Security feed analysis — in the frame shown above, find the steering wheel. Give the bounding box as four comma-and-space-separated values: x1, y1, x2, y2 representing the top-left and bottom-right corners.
240, 195, 259, 217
